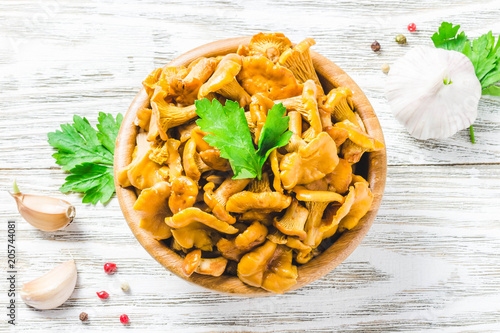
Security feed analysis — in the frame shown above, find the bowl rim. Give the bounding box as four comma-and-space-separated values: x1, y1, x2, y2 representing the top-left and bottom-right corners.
114, 36, 387, 297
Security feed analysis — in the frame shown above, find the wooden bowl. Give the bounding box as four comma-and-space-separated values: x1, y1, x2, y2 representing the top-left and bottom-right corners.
114, 37, 387, 296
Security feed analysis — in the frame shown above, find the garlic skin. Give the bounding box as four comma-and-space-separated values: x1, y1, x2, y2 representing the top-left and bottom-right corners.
386, 46, 482, 140
21, 260, 77, 310
10, 183, 75, 231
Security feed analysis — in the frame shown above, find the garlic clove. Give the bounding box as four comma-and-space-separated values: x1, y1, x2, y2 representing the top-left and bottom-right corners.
21, 260, 77, 310
386, 46, 482, 140
10, 181, 75, 231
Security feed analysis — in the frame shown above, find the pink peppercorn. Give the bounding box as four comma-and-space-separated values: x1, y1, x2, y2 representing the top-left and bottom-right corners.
104, 262, 117, 274
408, 23, 417, 32
96, 291, 109, 299
120, 314, 129, 324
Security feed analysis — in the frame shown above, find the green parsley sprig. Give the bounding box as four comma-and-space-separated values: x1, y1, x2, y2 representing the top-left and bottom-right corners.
432, 22, 500, 142
195, 98, 292, 180
48, 112, 123, 204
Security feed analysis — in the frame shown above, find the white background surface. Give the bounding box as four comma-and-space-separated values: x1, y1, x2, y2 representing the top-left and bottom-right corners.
1, 0, 500, 331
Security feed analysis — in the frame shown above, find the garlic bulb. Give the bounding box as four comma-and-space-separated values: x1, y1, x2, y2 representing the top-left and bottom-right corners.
10, 181, 75, 231
21, 260, 77, 310
386, 46, 482, 140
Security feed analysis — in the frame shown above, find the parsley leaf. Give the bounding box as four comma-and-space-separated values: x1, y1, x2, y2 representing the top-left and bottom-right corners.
195, 98, 291, 180
48, 112, 123, 204
431, 22, 468, 52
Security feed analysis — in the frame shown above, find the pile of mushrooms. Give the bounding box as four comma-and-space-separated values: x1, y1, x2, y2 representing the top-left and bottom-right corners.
118, 33, 383, 293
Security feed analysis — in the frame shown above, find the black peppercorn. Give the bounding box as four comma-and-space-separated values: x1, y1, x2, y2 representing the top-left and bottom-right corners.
79, 312, 88, 322
371, 41, 381, 52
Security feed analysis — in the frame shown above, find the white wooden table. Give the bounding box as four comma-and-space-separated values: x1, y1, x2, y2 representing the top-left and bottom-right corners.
1, 0, 500, 331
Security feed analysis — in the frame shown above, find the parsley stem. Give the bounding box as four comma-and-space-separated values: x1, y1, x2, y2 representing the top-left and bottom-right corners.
469, 125, 475, 144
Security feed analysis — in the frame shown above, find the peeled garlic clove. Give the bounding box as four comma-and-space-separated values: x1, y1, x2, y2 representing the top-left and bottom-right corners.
386, 46, 482, 140
21, 260, 77, 310
10, 181, 75, 231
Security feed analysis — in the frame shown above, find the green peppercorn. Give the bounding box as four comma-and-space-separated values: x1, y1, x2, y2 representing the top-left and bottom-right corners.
395, 34, 407, 45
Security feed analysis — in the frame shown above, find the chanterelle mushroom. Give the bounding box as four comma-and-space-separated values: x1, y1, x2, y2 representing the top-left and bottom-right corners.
133, 181, 172, 240
120, 133, 165, 190
169, 57, 217, 105
165, 207, 238, 234
217, 221, 268, 261
225, 173, 291, 213
276, 80, 322, 137
280, 132, 339, 189
203, 177, 250, 224
278, 38, 321, 88
237, 55, 302, 100
151, 87, 198, 141
338, 181, 373, 231
183, 138, 211, 181
321, 87, 359, 127
273, 199, 309, 240
246, 32, 292, 63
168, 176, 198, 214
171, 222, 216, 251
237, 240, 298, 294
198, 53, 251, 107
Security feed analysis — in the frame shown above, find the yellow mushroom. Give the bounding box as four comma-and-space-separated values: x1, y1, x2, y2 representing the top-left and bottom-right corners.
237, 240, 298, 294
134, 107, 152, 131
278, 38, 321, 88
199, 149, 231, 172
246, 32, 292, 63
168, 176, 198, 214
276, 80, 322, 137
217, 221, 268, 261
269, 150, 283, 193
248, 93, 275, 142
338, 181, 373, 231
182, 249, 202, 277
203, 177, 250, 224
225, 173, 291, 213
122, 133, 165, 190
169, 57, 218, 105
324, 125, 349, 148
286, 237, 313, 264
321, 87, 359, 127
325, 158, 352, 194
237, 55, 303, 100
151, 87, 198, 141
148, 139, 169, 165
183, 138, 211, 181
133, 181, 172, 240
273, 199, 309, 240
284, 111, 306, 153
165, 207, 238, 234
292, 186, 344, 203
194, 257, 228, 277
177, 121, 199, 144
319, 187, 356, 233
280, 132, 339, 190
335, 119, 384, 152
198, 53, 251, 107
142, 67, 162, 98
171, 222, 216, 251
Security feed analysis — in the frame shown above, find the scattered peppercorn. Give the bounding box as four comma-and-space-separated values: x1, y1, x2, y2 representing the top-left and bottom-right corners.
408, 23, 417, 32
104, 262, 117, 274
120, 314, 129, 324
96, 291, 109, 299
79, 312, 88, 322
381, 63, 390, 74
395, 34, 407, 44
371, 41, 381, 52
120, 280, 130, 292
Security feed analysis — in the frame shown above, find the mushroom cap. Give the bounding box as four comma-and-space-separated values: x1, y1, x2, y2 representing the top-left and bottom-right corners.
237, 55, 302, 100
386, 46, 482, 140
225, 191, 291, 214
248, 33, 292, 62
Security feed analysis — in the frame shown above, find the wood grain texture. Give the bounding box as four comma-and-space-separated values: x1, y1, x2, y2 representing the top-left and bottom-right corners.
1, 0, 499, 331
114, 37, 387, 296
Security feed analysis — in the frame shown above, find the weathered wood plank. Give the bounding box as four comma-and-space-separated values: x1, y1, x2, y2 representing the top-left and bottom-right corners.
1, 0, 500, 331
